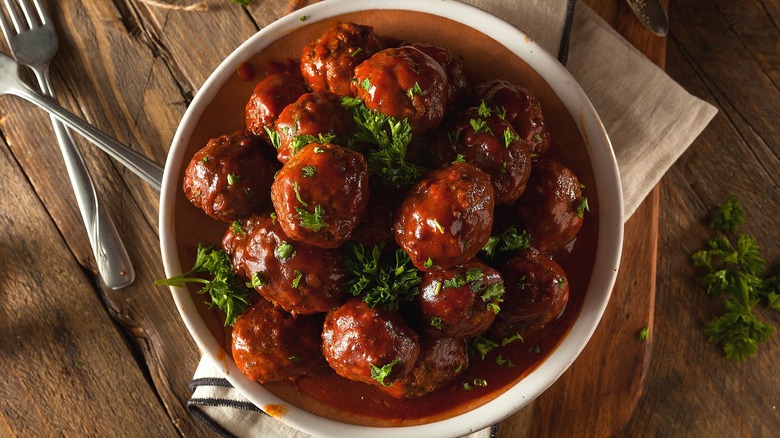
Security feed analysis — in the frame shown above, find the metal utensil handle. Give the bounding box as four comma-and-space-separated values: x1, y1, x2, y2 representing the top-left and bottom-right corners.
36, 72, 135, 289
11, 81, 164, 191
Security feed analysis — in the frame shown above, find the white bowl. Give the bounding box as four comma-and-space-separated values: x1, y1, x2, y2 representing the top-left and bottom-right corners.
159, 0, 624, 436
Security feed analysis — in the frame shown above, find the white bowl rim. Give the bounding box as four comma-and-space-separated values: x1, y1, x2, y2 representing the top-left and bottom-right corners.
159, 1, 625, 437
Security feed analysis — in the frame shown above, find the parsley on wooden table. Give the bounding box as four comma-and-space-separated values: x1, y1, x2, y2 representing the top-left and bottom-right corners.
692, 196, 779, 361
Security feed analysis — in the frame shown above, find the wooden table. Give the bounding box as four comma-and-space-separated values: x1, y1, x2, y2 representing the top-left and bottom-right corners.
1, 0, 777, 436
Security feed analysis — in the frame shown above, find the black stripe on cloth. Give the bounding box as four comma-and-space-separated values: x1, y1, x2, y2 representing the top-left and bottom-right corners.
187, 403, 239, 438
558, 0, 577, 65
490, 423, 501, 437
189, 397, 267, 413
189, 377, 234, 391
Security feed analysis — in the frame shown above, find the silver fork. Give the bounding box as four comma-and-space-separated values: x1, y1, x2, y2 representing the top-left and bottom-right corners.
0, 0, 135, 289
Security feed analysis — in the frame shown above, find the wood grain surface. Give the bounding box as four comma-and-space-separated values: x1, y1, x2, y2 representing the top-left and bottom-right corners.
0, 1, 777, 437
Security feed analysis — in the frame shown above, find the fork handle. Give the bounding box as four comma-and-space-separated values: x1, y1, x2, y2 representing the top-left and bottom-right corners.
33, 72, 135, 289
11, 82, 164, 190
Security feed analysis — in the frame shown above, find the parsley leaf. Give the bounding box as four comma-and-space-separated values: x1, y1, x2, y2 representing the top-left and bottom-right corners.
342, 99, 421, 187
710, 195, 745, 233
155, 244, 250, 326
481, 226, 531, 259
370, 358, 401, 386
296, 204, 327, 232
343, 243, 421, 310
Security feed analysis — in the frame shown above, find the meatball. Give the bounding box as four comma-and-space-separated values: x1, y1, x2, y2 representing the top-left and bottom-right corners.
512, 159, 585, 254
394, 162, 494, 271
407, 42, 470, 109
352, 46, 448, 134
182, 131, 277, 222
380, 337, 468, 399
271, 143, 370, 248
231, 300, 324, 382
476, 79, 551, 155
222, 214, 347, 315
417, 260, 504, 339
440, 105, 533, 205
245, 72, 308, 140
490, 249, 569, 337
273, 91, 354, 164
300, 22, 384, 96
321, 299, 420, 387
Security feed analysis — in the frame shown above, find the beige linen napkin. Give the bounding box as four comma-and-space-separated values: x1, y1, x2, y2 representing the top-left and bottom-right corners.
187, 1, 717, 437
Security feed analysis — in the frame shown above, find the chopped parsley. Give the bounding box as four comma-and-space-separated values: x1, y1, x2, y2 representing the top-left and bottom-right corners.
291, 270, 303, 288
370, 358, 401, 386
265, 126, 281, 149
692, 196, 778, 362
469, 118, 492, 134
341, 98, 420, 187
496, 354, 514, 368
155, 244, 250, 326
471, 335, 499, 360
226, 173, 239, 185
502, 127, 520, 148
246, 272, 266, 288
481, 226, 531, 259
430, 316, 443, 330
290, 133, 336, 154
431, 218, 446, 234
343, 243, 422, 310
351, 47, 363, 58
637, 326, 650, 342
407, 82, 423, 99
274, 241, 295, 261
301, 165, 316, 177
231, 221, 245, 236
424, 257, 434, 269
296, 204, 327, 232
293, 182, 308, 206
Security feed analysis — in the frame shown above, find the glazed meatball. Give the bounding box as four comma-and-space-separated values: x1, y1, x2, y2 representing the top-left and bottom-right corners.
476, 79, 551, 155
231, 300, 324, 383
222, 214, 347, 315
417, 260, 504, 339
322, 299, 420, 387
407, 42, 470, 109
274, 91, 354, 163
380, 337, 468, 399
182, 131, 277, 222
394, 162, 494, 271
352, 46, 448, 133
512, 159, 585, 254
245, 72, 308, 140
271, 143, 370, 248
490, 249, 569, 337
439, 105, 533, 205
300, 22, 384, 96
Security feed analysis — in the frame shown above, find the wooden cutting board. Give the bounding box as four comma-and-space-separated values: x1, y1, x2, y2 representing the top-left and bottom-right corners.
499, 1, 666, 436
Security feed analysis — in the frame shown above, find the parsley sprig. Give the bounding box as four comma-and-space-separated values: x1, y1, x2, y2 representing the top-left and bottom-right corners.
155, 244, 251, 326
692, 196, 779, 361
343, 243, 422, 310
481, 226, 531, 259
341, 97, 421, 187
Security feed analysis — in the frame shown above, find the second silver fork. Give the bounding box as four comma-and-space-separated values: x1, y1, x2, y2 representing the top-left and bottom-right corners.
0, 0, 134, 289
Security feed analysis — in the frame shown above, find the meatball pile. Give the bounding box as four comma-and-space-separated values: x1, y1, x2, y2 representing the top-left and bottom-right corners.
181, 22, 588, 400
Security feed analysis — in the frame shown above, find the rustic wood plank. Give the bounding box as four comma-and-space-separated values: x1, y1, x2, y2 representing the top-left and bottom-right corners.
619, 2, 780, 435
0, 134, 177, 436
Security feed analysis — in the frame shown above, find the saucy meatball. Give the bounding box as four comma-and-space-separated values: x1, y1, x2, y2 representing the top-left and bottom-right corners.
271, 143, 370, 248
380, 337, 468, 399
417, 260, 504, 339
222, 214, 347, 315
182, 131, 277, 222
394, 162, 494, 271
476, 79, 551, 155
490, 249, 569, 337
231, 300, 324, 382
300, 22, 384, 96
440, 105, 533, 205
352, 46, 448, 133
407, 42, 470, 109
273, 91, 354, 164
512, 159, 585, 254
322, 299, 420, 387
245, 72, 308, 140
